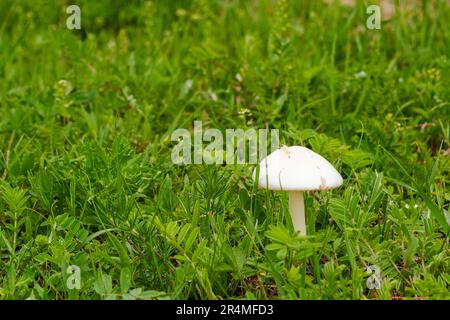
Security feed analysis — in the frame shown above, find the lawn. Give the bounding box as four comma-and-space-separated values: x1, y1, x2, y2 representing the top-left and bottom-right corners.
0, 0, 449, 300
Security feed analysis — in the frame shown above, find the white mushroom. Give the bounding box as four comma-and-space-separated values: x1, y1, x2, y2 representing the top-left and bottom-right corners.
253, 146, 343, 235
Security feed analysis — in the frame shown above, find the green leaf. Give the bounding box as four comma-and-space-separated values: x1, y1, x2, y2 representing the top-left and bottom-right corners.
120, 267, 132, 294
108, 233, 131, 269
94, 274, 113, 296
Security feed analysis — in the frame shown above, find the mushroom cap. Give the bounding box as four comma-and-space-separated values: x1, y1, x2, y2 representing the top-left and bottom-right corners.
253, 146, 343, 191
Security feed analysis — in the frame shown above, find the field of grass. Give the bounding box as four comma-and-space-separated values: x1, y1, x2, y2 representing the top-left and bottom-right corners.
0, 0, 449, 300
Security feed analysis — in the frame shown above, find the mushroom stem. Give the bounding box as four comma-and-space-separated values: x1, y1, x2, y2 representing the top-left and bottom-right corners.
288, 191, 306, 235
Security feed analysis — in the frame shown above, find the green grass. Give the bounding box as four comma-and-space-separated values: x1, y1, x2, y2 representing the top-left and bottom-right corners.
0, 0, 449, 300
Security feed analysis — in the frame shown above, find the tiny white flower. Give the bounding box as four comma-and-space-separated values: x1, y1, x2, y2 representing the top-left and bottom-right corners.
354, 71, 367, 79
210, 91, 218, 102
184, 79, 193, 91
